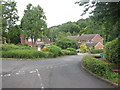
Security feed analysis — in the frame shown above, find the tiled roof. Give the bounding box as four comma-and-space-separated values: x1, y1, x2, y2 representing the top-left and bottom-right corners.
67, 36, 80, 40
78, 34, 98, 40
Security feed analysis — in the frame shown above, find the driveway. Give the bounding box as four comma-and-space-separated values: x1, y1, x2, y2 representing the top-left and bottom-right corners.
1, 55, 114, 88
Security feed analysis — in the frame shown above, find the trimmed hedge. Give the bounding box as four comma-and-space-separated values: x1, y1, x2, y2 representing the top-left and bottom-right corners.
2, 50, 54, 59
2, 44, 33, 51
66, 48, 76, 52
61, 50, 77, 55
104, 38, 119, 63
90, 49, 103, 54
1, 44, 77, 59
81, 55, 120, 84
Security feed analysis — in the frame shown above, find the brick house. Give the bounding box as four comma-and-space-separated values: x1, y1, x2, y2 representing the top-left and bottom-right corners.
20, 35, 53, 48
68, 34, 104, 49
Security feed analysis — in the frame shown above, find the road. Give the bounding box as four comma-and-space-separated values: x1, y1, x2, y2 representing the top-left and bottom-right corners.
1, 55, 114, 88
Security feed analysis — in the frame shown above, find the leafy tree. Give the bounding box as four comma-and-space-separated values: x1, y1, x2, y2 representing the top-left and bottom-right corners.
55, 37, 77, 49
2, 0, 19, 43
21, 4, 47, 46
76, 1, 120, 42
8, 25, 21, 44
104, 38, 120, 64
80, 44, 87, 53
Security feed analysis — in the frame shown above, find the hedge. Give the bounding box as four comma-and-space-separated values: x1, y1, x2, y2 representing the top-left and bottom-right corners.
104, 38, 119, 63
1, 44, 77, 59
89, 49, 103, 54
2, 44, 33, 51
61, 50, 77, 55
47, 45, 62, 57
81, 55, 120, 84
66, 48, 76, 52
2, 50, 54, 59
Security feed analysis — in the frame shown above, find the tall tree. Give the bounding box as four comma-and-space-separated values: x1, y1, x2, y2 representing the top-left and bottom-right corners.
76, 0, 120, 42
2, 0, 19, 43
21, 4, 47, 46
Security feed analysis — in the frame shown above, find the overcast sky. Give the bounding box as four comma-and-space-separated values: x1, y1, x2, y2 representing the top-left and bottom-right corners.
14, 0, 91, 27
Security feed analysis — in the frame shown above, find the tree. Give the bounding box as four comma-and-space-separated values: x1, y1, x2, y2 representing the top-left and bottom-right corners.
80, 44, 87, 53
8, 25, 21, 44
2, 0, 19, 43
76, 1, 120, 42
21, 4, 47, 46
55, 37, 77, 49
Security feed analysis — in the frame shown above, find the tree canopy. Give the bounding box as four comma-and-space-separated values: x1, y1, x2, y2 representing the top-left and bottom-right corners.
21, 3, 47, 45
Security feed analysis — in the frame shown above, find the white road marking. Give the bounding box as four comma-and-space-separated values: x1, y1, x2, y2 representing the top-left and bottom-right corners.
29, 71, 34, 73
6, 74, 11, 76
36, 69, 44, 89
16, 73, 19, 75
1, 75, 3, 77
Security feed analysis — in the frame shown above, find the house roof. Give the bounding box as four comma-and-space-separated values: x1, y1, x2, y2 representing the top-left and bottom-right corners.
86, 42, 98, 47
67, 36, 80, 40
78, 34, 98, 40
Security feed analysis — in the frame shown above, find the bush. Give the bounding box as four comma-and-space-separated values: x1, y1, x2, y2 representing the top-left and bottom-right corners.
2, 44, 33, 51
82, 55, 112, 76
2, 49, 54, 59
55, 37, 77, 49
80, 44, 87, 53
47, 45, 62, 57
104, 38, 119, 63
61, 50, 77, 55
90, 49, 103, 54
42, 47, 48, 52
66, 48, 76, 52
81, 55, 120, 84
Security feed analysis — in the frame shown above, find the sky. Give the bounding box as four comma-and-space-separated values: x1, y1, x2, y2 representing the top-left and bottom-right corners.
14, 0, 91, 27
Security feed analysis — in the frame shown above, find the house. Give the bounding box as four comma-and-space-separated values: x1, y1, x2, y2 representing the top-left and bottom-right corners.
20, 35, 53, 50
68, 34, 104, 49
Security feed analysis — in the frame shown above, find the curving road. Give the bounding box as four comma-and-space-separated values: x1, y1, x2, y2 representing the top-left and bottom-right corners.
1, 55, 114, 88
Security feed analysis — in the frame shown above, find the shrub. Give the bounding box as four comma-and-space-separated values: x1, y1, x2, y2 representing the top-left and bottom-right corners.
55, 37, 77, 49
47, 45, 62, 57
66, 48, 76, 52
2, 49, 54, 59
2, 44, 33, 51
90, 49, 103, 54
82, 55, 112, 76
80, 44, 87, 53
42, 47, 48, 52
81, 55, 120, 84
61, 50, 77, 55
104, 38, 119, 63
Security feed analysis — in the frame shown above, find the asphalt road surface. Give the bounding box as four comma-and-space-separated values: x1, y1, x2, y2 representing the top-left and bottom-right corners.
1, 55, 114, 88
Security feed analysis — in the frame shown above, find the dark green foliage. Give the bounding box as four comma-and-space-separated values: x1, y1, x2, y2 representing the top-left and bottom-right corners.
90, 49, 103, 54
1, 44, 77, 59
47, 45, 62, 57
81, 55, 119, 84
2, 50, 54, 59
55, 37, 77, 49
2, 0, 19, 43
104, 38, 119, 64
21, 3, 47, 46
8, 25, 21, 44
61, 50, 77, 56
82, 55, 112, 76
2, 44, 32, 51
66, 48, 76, 52
76, 2, 120, 42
